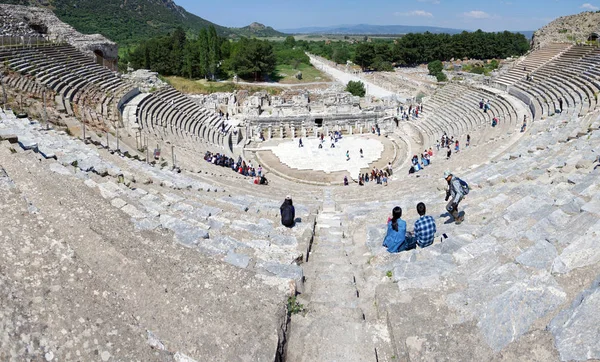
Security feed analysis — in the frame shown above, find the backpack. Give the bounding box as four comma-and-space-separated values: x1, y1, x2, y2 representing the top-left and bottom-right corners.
457, 178, 470, 195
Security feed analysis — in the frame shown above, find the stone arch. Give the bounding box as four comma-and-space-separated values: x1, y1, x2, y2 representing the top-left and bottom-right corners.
94, 49, 105, 67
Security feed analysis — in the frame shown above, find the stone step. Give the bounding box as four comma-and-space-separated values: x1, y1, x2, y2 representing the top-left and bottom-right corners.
286, 316, 391, 362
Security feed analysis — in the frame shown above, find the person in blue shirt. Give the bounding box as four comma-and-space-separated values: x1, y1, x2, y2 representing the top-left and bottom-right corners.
382, 207, 415, 253
412, 202, 437, 248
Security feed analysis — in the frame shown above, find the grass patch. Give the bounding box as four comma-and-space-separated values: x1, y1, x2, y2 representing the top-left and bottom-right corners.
386, 270, 393, 278
164, 76, 283, 95
274, 63, 329, 84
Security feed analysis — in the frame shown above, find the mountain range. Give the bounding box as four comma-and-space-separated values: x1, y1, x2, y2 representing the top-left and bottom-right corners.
279, 24, 534, 39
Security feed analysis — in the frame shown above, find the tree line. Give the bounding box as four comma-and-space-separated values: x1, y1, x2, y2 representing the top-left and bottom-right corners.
302, 30, 530, 70
125, 28, 530, 81
126, 28, 309, 81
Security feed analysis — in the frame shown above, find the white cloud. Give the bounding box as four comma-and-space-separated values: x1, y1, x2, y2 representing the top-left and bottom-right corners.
418, 0, 441, 4
581, 3, 599, 10
395, 10, 434, 17
463, 10, 491, 19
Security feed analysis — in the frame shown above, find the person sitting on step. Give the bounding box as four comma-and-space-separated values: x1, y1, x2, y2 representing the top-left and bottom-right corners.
382, 206, 415, 253
410, 202, 437, 248
280, 195, 295, 227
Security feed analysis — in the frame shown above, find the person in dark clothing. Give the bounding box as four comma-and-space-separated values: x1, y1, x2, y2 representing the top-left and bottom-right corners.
280, 195, 295, 227
559, 98, 563, 113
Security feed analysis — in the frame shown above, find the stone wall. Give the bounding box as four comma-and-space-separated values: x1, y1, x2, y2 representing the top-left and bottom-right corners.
0, 4, 118, 69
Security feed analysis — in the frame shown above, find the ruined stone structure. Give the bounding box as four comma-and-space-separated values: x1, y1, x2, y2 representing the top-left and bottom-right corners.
192, 88, 398, 142
0, 4, 118, 70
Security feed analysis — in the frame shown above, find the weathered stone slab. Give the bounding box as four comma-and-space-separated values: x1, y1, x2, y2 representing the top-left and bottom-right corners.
515, 240, 557, 270
366, 224, 386, 254
552, 221, 600, 274
49, 163, 72, 176
224, 251, 251, 269
97, 181, 122, 199
18, 137, 37, 150
582, 199, 600, 216
133, 217, 160, 231
160, 214, 209, 247
446, 263, 528, 324
110, 198, 127, 209
549, 276, 600, 361
393, 255, 455, 291
121, 204, 146, 219
197, 235, 242, 255
477, 272, 565, 352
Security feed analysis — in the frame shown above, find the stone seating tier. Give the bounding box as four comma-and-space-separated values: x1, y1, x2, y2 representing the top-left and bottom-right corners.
0, 44, 135, 124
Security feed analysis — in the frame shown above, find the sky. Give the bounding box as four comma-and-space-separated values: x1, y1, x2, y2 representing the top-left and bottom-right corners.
175, 0, 599, 32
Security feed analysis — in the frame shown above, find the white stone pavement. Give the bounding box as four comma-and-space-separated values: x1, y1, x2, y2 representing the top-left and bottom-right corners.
267, 136, 384, 179
309, 55, 396, 99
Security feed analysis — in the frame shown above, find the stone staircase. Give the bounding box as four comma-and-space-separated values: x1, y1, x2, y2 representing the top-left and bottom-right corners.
286, 189, 393, 361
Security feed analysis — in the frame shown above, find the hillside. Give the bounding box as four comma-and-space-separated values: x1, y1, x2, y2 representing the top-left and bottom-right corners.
0, 0, 283, 45
532, 11, 600, 49
238, 22, 283, 37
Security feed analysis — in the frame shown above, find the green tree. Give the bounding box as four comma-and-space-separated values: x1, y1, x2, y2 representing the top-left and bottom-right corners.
232, 38, 276, 81
207, 26, 221, 79
354, 43, 375, 70
283, 35, 296, 49
198, 28, 209, 78
332, 46, 350, 64
428, 60, 443, 76
436, 72, 448, 82
346, 80, 366, 97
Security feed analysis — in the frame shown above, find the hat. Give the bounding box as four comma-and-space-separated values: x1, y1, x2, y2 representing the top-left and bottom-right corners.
285, 195, 292, 200
444, 170, 451, 179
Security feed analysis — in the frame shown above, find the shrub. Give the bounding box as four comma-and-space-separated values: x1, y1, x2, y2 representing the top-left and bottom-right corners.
287, 296, 304, 316
346, 80, 366, 97
428, 60, 443, 76
470, 66, 486, 75
436, 72, 448, 82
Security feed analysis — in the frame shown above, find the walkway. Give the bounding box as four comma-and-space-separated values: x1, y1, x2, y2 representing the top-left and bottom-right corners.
286, 189, 392, 361
308, 55, 396, 99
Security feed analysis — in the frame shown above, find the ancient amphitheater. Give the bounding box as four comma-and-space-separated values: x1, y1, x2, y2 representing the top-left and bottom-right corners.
1, 4, 599, 361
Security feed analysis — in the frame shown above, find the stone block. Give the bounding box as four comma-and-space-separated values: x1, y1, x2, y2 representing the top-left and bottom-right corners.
121, 204, 146, 219
392, 255, 455, 291
224, 251, 251, 269
552, 220, 600, 274
366, 224, 386, 253
477, 272, 566, 352
49, 163, 72, 176
160, 214, 209, 247
582, 199, 600, 216
515, 240, 557, 270
549, 276, 600, 361
110, 198, 127, 209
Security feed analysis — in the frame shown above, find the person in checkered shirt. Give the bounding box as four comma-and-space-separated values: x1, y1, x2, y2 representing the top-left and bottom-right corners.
412, 202, 437, 248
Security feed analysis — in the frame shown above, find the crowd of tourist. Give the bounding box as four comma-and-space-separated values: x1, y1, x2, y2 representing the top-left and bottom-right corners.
397, 103, 424, 120
357, 165, 393, 186
203, 151, 268, 185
